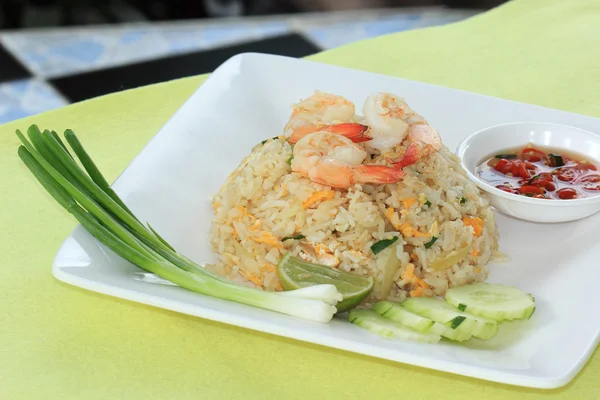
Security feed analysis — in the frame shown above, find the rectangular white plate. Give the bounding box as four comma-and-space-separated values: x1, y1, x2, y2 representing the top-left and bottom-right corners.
53, 53, 600, 389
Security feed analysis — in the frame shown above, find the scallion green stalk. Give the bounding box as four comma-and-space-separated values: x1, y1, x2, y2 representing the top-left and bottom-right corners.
17, 126, 341, 323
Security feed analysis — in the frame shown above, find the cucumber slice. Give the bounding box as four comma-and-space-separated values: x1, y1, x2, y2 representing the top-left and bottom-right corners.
445, 283, 536, 322
372, 301, 434, 332
402, 297, 498, 340
428, 321, 473, 342
348, 309, 440, 343
373, 301, 471, 342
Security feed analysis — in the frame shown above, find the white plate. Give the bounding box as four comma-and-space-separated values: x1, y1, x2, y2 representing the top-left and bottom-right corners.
53, 53, 600, 389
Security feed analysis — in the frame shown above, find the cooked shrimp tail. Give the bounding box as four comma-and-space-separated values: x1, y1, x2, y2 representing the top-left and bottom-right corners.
307, 158, 405, 189
352, 164, 406, 185
287, 123, 370, 144
325, 123, 371, 143
391, 123, 442, 168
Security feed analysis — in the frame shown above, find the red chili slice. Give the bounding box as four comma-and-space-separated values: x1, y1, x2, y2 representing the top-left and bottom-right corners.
556, 167, 579, 182
583, 183, 600, 191
495, 184, 519, 194
579, 174, 600, 183
493, 159, 511, 174
577, 162, 598, 171
493, 159, 537, 178
557, 188, 578, 199
518, 185, 545, 195
529, 173, 556, 191
535, 181, 556, 191
521, 148, 546, 162
519, 162, 537, 179
535, 173, 554, 182
525, 155, 543, 162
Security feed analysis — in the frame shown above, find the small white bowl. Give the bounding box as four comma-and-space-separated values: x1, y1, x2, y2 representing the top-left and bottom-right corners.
456, 122, 600, 223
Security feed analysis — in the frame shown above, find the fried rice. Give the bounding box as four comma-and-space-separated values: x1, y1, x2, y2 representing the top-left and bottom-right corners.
208, 132, 502, 304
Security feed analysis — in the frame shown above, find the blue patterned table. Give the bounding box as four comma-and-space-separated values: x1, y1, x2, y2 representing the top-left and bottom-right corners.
0, 8, 477, 125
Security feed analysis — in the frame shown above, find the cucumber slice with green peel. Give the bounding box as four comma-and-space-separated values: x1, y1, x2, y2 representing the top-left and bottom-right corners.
428, 321, 473, 342
373, 301, 471, 342
402, 297, 498, 340
372, 301, 434, 333
445, 283, 536, 322
348, 309, 441, 343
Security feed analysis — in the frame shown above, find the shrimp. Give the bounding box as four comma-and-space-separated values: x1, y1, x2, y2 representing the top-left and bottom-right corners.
390, 123, 442, 169
291, 131, 405, 189
285, 91, 370, 144
362, 92, 426, 152
287, 123, 370, 144
361, 92, 441, 167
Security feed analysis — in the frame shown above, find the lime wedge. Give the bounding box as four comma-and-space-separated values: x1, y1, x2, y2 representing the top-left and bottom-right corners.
277, 253, 374, 313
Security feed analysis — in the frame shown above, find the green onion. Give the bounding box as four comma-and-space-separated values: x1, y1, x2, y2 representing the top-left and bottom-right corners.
457, 303, 467, 312
459, 197, 466, 204
282, 234, 305, 242
370, 237, 399, 255
424, 236, 438, 249
261, 136, 280, 145
548, 153, 564, 167
287, 144, 294, 165
494, 154, 517, 159
451, 316, 466, 329
16, 125, 342, 323
424, 200, 432, 207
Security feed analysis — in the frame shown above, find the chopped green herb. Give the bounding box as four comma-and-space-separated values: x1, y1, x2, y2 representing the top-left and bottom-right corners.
261, 136, 280, 145
370, 236, 399, 255
282, 234, 305, 242
424, 236, 438, 249
450, 316, 466, 329
287, 145, 295, 165
424, 200, 432, 207
548, 153, 564, 167
459, 197, 467, 204
457, 303, 467, 312
495, 154, 517, 159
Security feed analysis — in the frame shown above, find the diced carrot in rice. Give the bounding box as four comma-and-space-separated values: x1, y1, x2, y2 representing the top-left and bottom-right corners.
239, 270, 264, 287
250, 233, 282, 248
402, 198, 417, 209
303, 190, 335, 208
262, 263, 277, 274
463, 216, 483, 236
399, 223, 430, 238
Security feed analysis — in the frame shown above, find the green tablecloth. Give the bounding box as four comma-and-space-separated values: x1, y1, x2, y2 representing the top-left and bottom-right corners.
2, 0, 599, 398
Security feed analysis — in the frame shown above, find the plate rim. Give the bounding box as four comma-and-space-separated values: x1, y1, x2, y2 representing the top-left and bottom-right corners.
51, 255, 574, 390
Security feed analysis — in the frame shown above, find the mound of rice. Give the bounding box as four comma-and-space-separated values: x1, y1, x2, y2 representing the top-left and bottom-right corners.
209, 134, 501, 303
